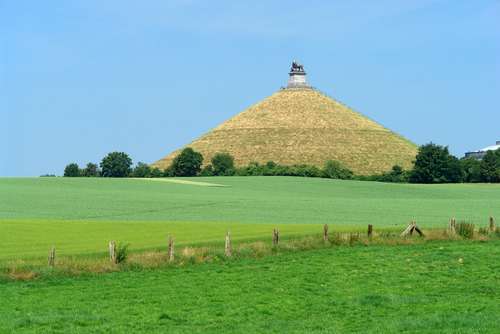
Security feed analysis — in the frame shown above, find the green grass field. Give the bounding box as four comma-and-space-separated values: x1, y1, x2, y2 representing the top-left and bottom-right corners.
1, 176, 500, 333
1, 241, 499, 333
0, 176, 499, 261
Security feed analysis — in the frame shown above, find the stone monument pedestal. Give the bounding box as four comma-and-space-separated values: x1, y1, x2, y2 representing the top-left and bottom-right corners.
286, 61, 310, 89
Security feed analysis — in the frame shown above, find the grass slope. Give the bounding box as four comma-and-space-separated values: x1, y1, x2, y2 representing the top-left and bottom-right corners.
1, 241, 499, 333
153, 89, 418, 175
0, 177, 499, 260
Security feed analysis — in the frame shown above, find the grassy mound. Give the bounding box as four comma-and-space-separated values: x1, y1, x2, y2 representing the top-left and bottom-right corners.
154, 89, 417, 175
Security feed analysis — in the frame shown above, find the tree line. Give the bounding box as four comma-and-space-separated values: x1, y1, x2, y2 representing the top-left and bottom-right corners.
63, 148, 354, 180
375, 143, 499, 183
63, 143, 500, 183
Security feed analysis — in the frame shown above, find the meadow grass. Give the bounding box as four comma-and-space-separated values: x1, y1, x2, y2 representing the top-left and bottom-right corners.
2, 226, 498, 281
1, 176, 499, 333
2, 177, 499, 225
1, 240, 499, 333
0, 176, 498, 261
0, 219, 324, 261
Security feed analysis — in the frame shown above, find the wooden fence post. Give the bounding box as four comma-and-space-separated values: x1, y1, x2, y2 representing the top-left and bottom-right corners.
489, 217, 496, 232
401, 222, 414, 237
367, 224, 373, 238
323, 224, 329, 241
109, 241, 116, 264
273, 228, 280, 246
449, 218, 456, 235
401, 221, 424, 237
168, 236, 174, 262
48, 246, 56, 267
225, 231, 232, 257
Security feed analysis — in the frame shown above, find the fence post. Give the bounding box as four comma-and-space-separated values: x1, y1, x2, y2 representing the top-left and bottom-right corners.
323, 224, 329, 241
401, 221, 423, 237
401, 222, 415, 237
449, 218, 456, 235
109, 241, 116, 264
48, 246, 56, 267
225, 231, 232, 257
367, 224, 373, 238
489, 217, 496, 232
273, 228, 280, 246
168, 236, 174, 262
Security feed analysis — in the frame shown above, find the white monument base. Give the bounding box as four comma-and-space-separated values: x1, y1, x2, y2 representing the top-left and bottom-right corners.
287, 72, 309, 88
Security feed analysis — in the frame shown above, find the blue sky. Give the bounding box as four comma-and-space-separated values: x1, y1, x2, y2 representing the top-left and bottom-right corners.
1, 0, 499, 176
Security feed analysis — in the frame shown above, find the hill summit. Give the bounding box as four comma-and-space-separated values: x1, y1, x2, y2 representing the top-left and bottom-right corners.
154, 62, 417, 175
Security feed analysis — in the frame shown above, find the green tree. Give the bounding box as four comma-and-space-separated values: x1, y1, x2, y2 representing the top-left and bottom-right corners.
63, 163, 80, 177
150, 167, 163, 178
262, 161, 278, 176
461, 158, 481, 183
200, 165, 214, 176
377, 165, 409, 183
170, 148, 203, 176
479, 150, 500, 182
211, 153, 235, 176
243, 162, 264, 176
132, 162, 152, 178
322, 160, 353, 180
82, 162, 99, 177
100, 152, 132, 177
163, 166, 174, 177
409, 143, 463, 183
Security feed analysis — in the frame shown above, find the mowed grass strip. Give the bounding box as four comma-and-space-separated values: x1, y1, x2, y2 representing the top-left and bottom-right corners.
132, 178, 228, 187
1, 241, 499, 333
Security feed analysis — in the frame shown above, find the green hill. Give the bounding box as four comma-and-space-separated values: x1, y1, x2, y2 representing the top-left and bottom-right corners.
154, 89, 418, 175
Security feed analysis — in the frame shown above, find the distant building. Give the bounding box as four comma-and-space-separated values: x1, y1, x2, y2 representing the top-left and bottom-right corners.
464, 141, 500, 159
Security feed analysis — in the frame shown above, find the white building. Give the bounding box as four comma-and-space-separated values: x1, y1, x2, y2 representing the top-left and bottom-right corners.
464, 141, 500, 159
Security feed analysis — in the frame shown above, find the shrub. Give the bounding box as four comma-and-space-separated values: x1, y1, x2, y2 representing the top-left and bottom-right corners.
100, 152, 133, 177
478, 227, 490, 236
170, 148, 203, 177
265, 161, 277, 170
322, 160, 353, 180
258, 161, 278, 176
236, 161, 327, 178
235, 162, 263, 176
370, 165, 410, 183
64, 163, 80, 177
456, 222, 475, 239
292, 164, 322, 177
211, 153, 235, 176
115, 243, 130, 264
